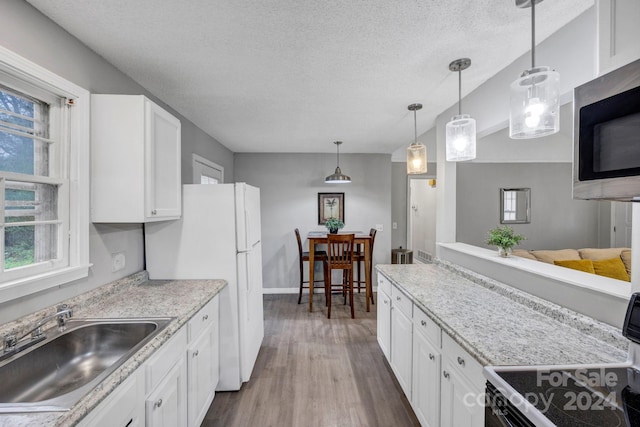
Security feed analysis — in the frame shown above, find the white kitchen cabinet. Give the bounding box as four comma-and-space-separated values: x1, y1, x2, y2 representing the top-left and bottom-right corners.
145, 357, 188, 427
145, 327, 188, 427
439, 334, 485, 427
91, 94, 181, 223
411, 309, 441, 427
376, 276, 391, 360
390, 285, 413, 399
77, 370, 144, 427
598, 0, 640, 74
187, 296, 220, 427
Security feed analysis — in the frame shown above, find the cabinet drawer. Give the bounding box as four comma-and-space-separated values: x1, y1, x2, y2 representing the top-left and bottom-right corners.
391, 285, 412, 318
146, 327, 187, 395
413, 307, 441, 348
378, 274, 391, 296
188, 298, 216, 341
442, 333, 484, 389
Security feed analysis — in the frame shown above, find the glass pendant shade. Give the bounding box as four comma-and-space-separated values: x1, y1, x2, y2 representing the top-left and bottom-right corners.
407, 143, 427, 174
509, 66, 560, 138
446, 114, 476, 161
445, 58, 476, 162
406, 103, 427, 174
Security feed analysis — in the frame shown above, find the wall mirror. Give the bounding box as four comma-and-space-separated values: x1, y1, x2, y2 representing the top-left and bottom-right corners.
500, 188, 530, 224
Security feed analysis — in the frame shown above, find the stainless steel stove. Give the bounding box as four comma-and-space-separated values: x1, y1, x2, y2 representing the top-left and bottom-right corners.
484, 293, 640, 427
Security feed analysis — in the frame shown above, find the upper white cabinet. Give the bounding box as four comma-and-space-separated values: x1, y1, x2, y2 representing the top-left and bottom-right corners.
91, 95, 182, 223
598, 0, 640, 74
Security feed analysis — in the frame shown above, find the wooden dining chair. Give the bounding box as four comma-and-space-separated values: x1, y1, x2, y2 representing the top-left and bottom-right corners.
354, 228, 376, 305
295, 228, 328, 305
326, 233, 355, 319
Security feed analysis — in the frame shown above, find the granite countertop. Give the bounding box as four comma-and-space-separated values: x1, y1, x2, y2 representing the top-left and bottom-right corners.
0, 271, 227, 427
376, 262, 629, 367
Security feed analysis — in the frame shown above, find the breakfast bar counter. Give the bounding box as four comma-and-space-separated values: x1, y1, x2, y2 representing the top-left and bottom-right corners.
376, 262, 629, 367
0, 271, 227, 427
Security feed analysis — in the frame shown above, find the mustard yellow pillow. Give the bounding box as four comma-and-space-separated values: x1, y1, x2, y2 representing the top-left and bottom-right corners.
592, 258, 631, 281
554, 259, 595, 274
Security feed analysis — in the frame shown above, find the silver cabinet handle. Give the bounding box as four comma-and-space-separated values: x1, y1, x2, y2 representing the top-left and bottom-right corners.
193, 349, 199, 357
151, 209, 157, 215
443, 371, 450, 379
154, 398, 163, 408
429, 353, 435, 360
457, 356, 465, 366
396, 296, 401, 301
383, 299, 388, 305
421, 320, 426, 327
202, 314, 209, 321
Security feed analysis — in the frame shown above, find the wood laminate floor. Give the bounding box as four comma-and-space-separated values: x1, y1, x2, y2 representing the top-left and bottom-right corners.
203, 292, 420, 427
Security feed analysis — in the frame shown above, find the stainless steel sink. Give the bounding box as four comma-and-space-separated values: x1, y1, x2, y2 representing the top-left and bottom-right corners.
0, 317, 173, 413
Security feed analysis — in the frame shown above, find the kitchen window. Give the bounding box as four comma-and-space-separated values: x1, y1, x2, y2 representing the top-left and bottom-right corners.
0, 47, 90, 302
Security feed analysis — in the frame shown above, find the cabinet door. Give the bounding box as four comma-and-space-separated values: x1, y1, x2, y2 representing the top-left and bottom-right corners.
377, 289, 391, 360
78, 370, 143, 427
412, 330, 441, 427
391, 305, 413, 399
145, 99, 181, 220
188, 327, 215, 427
440, 358, 484, 427
146, 358, 187, 427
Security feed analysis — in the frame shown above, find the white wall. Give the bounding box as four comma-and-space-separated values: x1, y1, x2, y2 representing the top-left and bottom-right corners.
0, 1, 232, 322
234, 153, 391, 291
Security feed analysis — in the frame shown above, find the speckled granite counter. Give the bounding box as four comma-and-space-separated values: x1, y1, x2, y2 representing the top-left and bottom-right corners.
0, 271, 227, 427
376, 262, 629, 367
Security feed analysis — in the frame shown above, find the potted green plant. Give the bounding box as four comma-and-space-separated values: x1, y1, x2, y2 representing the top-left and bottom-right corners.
486, 225, 525, 257
324, 217, 344, 234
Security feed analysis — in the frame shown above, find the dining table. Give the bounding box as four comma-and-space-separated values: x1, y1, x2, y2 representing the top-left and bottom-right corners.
306, 231, 373, 314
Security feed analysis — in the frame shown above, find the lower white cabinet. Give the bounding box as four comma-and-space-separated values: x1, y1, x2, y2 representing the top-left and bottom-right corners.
77, 370, 144, 427
440, 334, 485, 427
187, 296, 220, 427
146, 357, 188, 427
77, 295, 221, 427
390, 294, 413, 398
376, 282, 391, 360
412, 323, 441, 427
377, 273, 485, 427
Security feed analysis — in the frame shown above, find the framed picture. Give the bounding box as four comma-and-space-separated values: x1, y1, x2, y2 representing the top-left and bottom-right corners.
318, 193, 344, 225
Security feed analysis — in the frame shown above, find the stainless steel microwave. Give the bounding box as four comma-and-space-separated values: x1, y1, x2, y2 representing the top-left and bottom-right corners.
573, 58, 640, 201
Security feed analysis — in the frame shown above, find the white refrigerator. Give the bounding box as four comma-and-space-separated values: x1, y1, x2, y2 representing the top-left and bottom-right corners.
144, 183, 264, 391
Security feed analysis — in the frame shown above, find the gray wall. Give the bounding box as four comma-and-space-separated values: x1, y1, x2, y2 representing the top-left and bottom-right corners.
456, 163, 607, 251
234, 153, 391, 290
0, 1, 232, 322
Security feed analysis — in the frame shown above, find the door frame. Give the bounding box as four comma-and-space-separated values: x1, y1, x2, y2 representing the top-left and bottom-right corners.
192, 153, 224, 184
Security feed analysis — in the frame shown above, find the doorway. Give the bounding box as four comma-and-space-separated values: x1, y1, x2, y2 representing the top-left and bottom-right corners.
407, 178, 437, 262
612, 202, 633, 248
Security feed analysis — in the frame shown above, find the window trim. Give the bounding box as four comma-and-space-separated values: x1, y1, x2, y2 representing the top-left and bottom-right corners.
0, 46, 90, 303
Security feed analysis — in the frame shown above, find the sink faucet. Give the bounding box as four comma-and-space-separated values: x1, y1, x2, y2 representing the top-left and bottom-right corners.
3, 304, 73, 354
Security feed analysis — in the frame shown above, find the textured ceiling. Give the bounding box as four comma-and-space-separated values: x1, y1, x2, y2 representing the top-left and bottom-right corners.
26, 0, 593, 154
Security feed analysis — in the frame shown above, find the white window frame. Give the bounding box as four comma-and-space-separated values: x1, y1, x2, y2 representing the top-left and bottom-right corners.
0, 46, 90, 303
192, 153, 224, 184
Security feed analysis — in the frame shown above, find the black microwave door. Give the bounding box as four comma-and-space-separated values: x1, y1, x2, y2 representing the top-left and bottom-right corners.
579, 84, 640, 181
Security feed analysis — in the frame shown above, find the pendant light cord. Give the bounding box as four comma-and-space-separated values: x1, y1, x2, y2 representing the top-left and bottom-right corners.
458, 69, 462, 116
413, 109, 417, 144
531, 0, 536, 68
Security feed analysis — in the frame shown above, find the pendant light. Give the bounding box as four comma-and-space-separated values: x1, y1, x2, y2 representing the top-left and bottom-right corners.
407, 103, 427, 174
509, 0, 559, 139
325, 141, 351, 184
446, 58, 476, 162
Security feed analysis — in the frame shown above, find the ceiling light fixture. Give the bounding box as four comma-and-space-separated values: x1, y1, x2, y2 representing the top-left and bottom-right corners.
446, 58, 476, 162
325, 141, 351, 184
407, 103, 427, 174
509, 0, 560, 139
